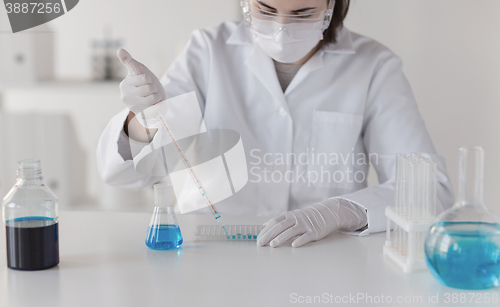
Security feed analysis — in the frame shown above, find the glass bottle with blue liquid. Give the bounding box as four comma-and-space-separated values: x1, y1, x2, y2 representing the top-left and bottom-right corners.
145, 183, 183, 250
425, 146, 500, 290
2, 159, 59, 270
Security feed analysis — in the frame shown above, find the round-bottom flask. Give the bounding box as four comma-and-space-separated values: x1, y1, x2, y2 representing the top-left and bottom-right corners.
425, 147, 500, 290
145, 183, 183, 250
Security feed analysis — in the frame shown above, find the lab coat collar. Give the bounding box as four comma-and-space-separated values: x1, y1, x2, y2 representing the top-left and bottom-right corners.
226, 22, 356, 55
230, 22, 356, 110
244, 44, 288, 110
226, 21, 254, 46
283, 28, 356, 93
322, 27, 356, 55
228, 22, 288, 108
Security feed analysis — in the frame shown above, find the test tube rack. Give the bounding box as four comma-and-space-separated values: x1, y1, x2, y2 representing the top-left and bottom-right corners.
383, 153, 437, 273
194, 225, 263, 241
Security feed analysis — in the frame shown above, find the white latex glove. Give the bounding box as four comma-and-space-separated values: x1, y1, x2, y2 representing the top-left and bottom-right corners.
117, 48, 166, 114
135, 100, 169, 129
257, 199, 367, 248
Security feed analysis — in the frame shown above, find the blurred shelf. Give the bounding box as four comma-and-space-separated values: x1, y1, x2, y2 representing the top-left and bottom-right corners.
0, 79, 128, 210
0, 80, 120, 93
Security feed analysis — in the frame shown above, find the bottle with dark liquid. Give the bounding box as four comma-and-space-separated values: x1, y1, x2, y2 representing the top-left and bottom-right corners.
2, 159, 59, 270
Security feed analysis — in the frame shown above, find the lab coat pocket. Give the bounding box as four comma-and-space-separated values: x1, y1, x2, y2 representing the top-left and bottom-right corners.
309, 111, 364, 188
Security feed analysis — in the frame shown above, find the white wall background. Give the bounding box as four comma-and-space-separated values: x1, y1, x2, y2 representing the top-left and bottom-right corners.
344, 0, 500, 214
1, 0, 499, 214
46, 0, 241, 79
0, 1, 240, 211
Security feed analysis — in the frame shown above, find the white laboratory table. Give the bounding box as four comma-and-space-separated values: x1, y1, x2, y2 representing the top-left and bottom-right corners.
1, 211, 499, 307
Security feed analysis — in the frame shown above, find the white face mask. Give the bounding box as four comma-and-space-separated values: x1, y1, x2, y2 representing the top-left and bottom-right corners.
250, 18, 325, 63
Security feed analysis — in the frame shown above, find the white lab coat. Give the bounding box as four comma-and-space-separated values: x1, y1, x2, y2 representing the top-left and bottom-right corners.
97, 21, 454, 235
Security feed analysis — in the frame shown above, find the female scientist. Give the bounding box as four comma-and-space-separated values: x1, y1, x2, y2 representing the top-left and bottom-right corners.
97, 0, 454, 247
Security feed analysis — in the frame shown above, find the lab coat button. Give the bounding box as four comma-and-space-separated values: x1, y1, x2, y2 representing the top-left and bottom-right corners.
279, 107, 287, 116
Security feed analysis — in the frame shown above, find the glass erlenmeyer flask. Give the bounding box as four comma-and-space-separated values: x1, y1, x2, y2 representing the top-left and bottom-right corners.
425, 146, 500, 289
145, 183, 183, 250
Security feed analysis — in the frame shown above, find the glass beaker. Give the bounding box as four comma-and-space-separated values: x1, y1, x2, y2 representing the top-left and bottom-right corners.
425, 147, 500, 289
145, 183, 183, 250
2, 159, 59, 270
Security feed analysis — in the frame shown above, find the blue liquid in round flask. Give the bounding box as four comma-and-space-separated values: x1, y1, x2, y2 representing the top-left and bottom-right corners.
425, 147, 500, 290
146, 183, 183, 250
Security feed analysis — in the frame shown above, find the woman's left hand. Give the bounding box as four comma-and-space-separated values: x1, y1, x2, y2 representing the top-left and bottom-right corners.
257, 199, 368, 248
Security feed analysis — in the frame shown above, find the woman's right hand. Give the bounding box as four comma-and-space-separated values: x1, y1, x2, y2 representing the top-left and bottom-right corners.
117, 49, 166, 141
120, 73, 163, 114
117, 49, 166, 114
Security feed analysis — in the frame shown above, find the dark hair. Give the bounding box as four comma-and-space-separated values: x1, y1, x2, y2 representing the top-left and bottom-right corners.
323, 0, 350, 44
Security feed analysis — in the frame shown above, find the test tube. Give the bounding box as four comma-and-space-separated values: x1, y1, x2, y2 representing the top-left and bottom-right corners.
417, 158, 424, 218
394, 224, 399, 251
393, 224, 398, 250
395, 154, 403, 212
392, 224, 397, 250
403, 226, 407, 252
394, 156, 402, 248
400, 228, 406, 256
430, 162, 437, 217
387, 219, 392, 244
405, 159, 414, 218
400, 155, 407, 215
408, 232, 415, 261
411, 158, 420, 218
396, 153, 408, 215
416, 155, 424, 218
398, 225, 403, 252
422, 159, 430, 218
413, 160, 419, 219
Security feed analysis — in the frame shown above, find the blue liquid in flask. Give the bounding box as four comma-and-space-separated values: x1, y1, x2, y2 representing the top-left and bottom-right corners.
146, 224, 183, 250
425, 222, 500, 290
